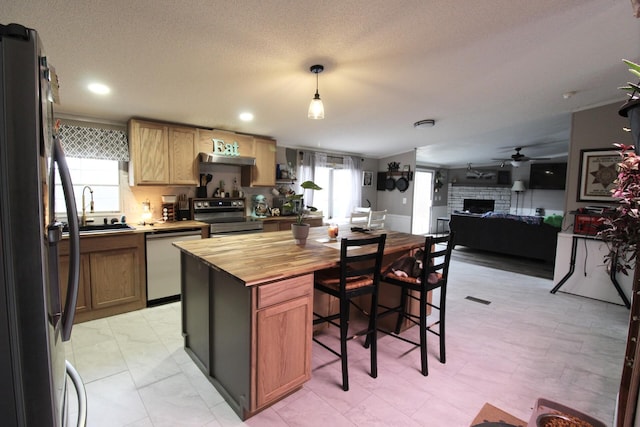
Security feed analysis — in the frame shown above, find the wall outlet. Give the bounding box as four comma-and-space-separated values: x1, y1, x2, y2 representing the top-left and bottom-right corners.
402, 198, 407, 204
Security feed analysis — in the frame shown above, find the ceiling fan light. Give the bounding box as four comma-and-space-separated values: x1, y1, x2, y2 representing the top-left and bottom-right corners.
511, 160, 521, 167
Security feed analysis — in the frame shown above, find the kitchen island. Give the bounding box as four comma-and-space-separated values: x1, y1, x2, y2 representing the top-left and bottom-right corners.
173, 227, 426, 419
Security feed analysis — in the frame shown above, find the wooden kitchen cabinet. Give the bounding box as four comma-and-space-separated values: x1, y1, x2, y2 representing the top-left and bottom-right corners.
128, 119, 169, 185
58, 253, 91, 314
128, 119, 198, 186
242, 137, 276, 187
254, 274, 312, 409
261, 217, 323, 232
58, 233, 146, 323
262, 222, 280, 233
197, 129, 254, 157
169, 126, 198, 185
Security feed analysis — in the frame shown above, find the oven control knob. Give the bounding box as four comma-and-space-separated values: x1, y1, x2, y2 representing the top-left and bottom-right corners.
203, 201, 209, 207
195, 202, 202, 208
237, 201, 244, 207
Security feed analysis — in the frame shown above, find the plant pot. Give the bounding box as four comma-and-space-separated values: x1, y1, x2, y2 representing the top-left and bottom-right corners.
291, 223, 310, 245
620, 98, 640, 150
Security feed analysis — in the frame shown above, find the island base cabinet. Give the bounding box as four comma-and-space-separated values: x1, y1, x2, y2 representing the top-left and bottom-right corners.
254, 274, 312, 410
181, 258, 313, 419
181, 253, 211, 373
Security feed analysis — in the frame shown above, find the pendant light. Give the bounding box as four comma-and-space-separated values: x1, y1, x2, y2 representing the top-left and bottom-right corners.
308, 64, 325, 119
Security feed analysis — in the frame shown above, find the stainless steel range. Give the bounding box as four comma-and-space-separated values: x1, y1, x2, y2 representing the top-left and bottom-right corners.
191, 197, 263, 235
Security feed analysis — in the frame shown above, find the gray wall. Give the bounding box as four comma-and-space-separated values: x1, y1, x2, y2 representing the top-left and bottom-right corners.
377, 150, 416, 217
562, 101, 631, 229
360, 157, 378, 209
446, 163, 565, 216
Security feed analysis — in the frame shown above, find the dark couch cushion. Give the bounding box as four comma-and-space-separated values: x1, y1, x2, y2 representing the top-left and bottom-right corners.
449, 213, 560, 263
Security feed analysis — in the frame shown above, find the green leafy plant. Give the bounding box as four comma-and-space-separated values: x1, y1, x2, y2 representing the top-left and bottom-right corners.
284, 180, 322, 225
619, 59, 640, 99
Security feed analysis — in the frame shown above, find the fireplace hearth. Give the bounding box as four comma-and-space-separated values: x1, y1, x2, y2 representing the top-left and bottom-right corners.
463, 198, 495, 214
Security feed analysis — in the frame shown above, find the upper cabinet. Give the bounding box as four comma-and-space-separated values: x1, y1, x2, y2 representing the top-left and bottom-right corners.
242, 137, 276, 187
128, 119, 198, 186
168, 126, 198, 185
128, 119, 169, 185
197, 129, 254, 157
129, 118, 276, 187
199, 129, 276, 187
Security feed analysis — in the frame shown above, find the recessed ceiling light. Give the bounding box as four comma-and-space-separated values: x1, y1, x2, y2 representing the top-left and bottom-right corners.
239, 112, 254, 122
88, 83, 110, 95
414, 119, 435, 128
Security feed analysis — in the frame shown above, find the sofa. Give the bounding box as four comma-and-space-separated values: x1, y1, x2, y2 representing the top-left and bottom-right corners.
448, 213, 560, 263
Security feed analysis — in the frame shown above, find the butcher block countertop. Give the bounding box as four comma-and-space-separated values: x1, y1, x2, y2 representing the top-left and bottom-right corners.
132, 220, 208, 233
63, 220, 209, 239
258, 215, 324, 222
173, 227, 426, 286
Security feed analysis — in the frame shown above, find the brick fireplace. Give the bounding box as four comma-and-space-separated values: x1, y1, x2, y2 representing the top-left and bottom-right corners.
447, 184, 511, 215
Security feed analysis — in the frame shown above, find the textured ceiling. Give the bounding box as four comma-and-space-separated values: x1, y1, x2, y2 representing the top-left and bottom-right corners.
3, 0, 639, 167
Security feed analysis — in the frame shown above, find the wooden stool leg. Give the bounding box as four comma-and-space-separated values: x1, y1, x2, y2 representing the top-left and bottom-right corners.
439, 288, 446, 364
340, 296, 350, 391
420, 288, 429, 376
369, 289, 378, 379
394, 286, 408, 334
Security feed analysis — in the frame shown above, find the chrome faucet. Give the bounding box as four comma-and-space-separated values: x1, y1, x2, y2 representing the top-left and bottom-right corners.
81, 186, 94, 226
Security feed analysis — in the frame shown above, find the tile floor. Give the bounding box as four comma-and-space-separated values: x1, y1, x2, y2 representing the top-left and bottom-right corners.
65, 257, 630, 426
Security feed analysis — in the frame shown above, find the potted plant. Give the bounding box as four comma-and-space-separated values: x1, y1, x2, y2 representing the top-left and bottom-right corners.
600, 58, 640, 427
284, 180, 322, 244
604, 59, 640, 270
619, 59, 640, 148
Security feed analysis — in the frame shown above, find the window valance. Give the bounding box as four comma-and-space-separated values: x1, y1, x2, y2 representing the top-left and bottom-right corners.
58, 124, 129, 161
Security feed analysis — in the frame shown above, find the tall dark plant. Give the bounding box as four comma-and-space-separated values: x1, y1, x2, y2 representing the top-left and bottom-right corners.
600, 60, 640, 274
600, 144, 640, 275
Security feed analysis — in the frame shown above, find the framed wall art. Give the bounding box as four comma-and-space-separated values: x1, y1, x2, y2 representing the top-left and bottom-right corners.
577, 148, 620, 202
362, 170, 373, 187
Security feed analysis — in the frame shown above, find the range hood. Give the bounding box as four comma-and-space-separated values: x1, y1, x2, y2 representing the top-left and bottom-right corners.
199, 152, 256, 166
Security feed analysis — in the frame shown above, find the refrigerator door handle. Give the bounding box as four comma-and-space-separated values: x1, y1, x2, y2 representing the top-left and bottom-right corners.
53, 135, 80, 341
65, 360, 87, 427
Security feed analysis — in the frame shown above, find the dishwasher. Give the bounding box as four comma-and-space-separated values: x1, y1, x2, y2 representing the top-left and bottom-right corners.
146, 228, 203, 306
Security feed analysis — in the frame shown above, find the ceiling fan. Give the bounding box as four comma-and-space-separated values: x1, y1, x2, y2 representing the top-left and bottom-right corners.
466, 163, 496, 179
492, 147, 550, 167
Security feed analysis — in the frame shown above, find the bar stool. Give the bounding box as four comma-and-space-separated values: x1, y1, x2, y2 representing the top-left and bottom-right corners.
312, 234, 387, 391
368, 210, 387, 230
373, 233, 454, 376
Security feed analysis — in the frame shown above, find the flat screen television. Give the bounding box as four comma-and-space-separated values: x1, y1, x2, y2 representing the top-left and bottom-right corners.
529, 162, 567, 190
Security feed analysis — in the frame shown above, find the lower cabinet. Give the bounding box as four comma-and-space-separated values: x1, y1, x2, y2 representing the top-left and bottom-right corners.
254, 274, 313, 410
58, 233, 146, 323
181, 255, 313, 419
262, 217, 324, 232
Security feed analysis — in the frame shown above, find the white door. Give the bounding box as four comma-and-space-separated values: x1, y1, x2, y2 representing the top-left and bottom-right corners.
411, 170, 433, 235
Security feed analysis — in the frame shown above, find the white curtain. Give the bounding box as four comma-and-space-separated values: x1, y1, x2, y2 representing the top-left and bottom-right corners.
344, 156, 362, 214
299, 151, 327, 207
300, 151, 361, 221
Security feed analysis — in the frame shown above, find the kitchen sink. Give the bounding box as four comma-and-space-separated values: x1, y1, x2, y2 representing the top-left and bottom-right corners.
62, 223, 136, 234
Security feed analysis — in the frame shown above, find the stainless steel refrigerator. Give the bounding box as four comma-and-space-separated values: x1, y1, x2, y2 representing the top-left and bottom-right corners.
0, 23, 86, 426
